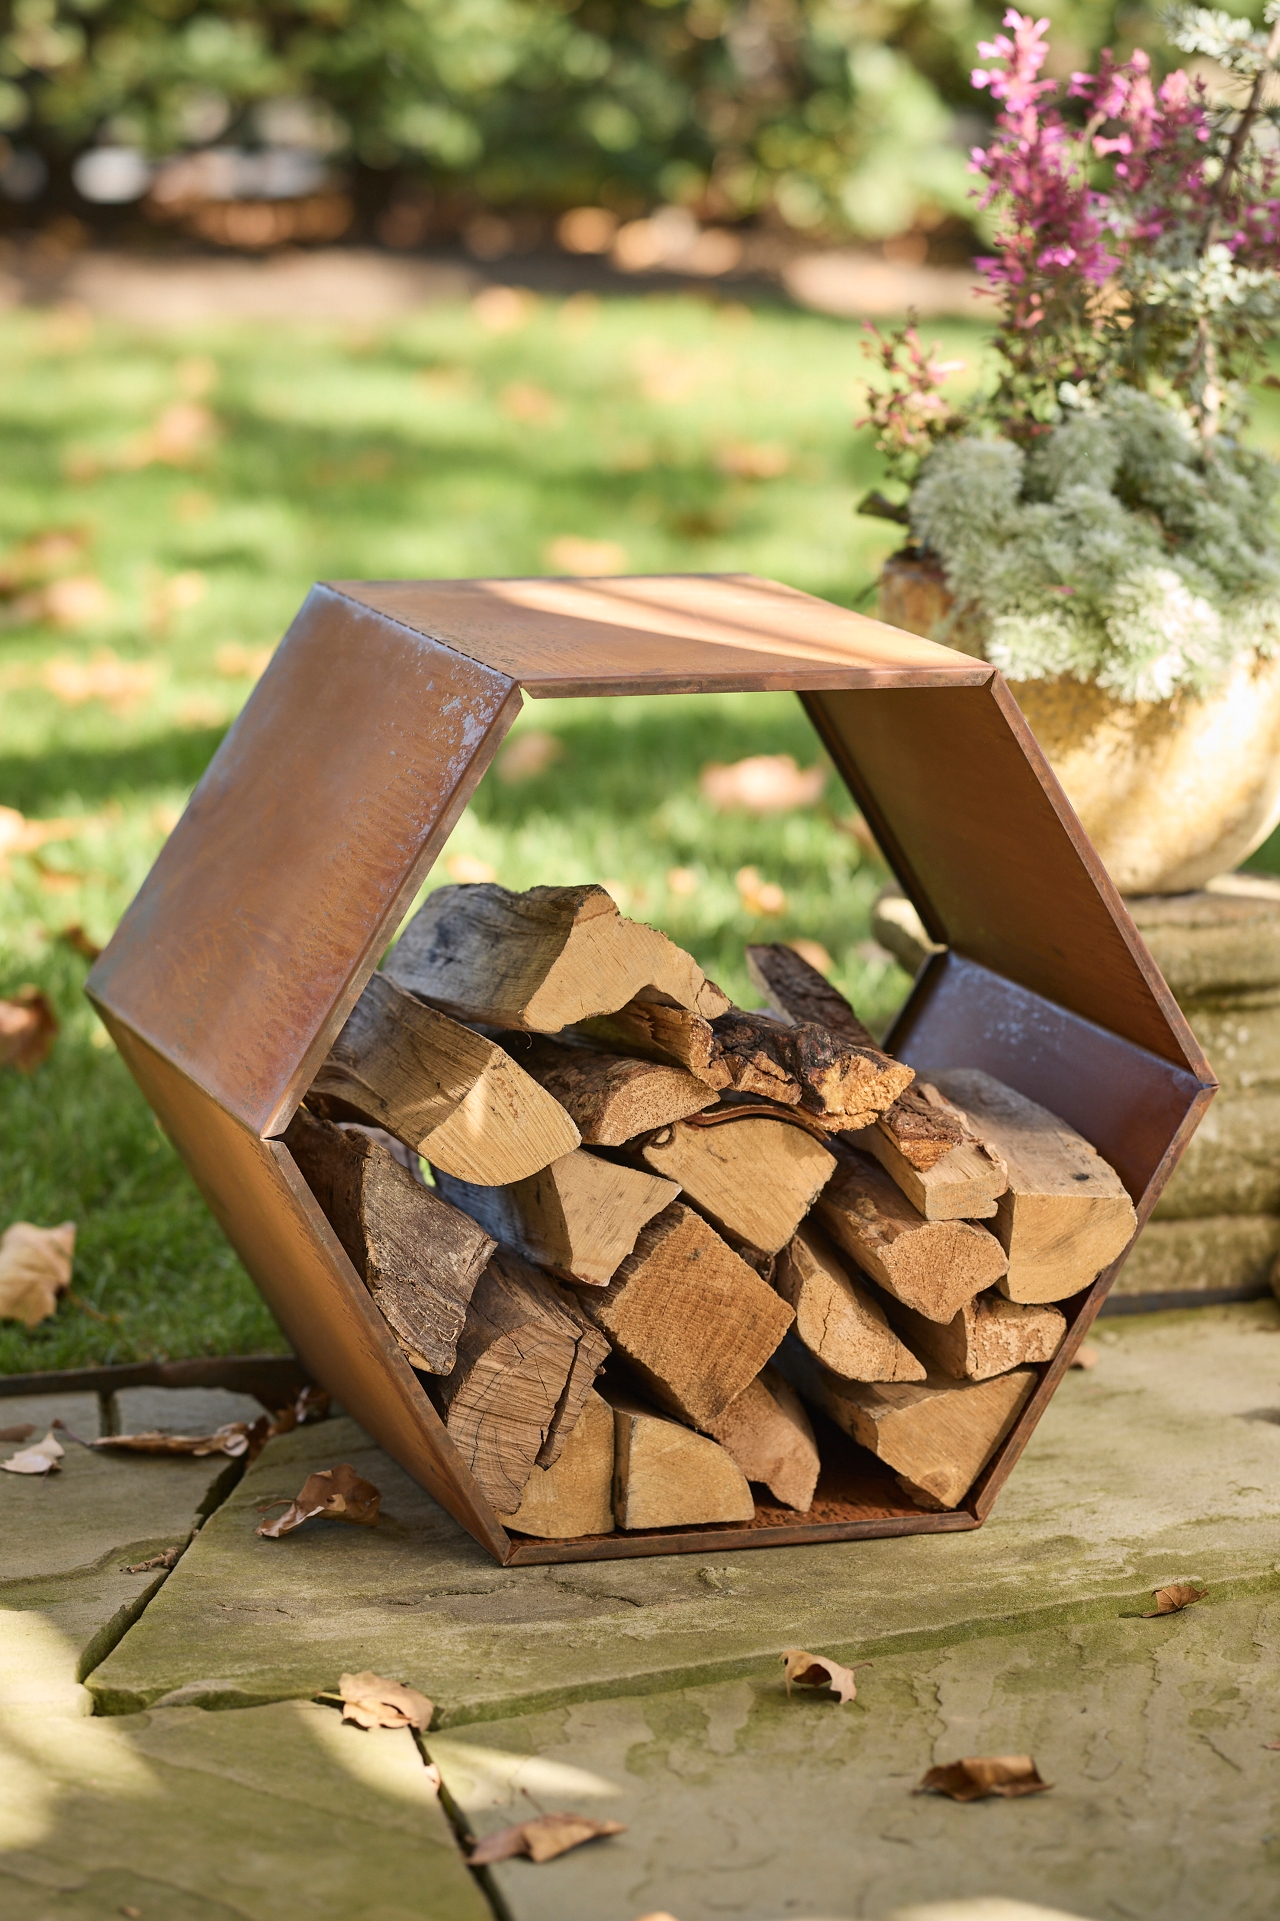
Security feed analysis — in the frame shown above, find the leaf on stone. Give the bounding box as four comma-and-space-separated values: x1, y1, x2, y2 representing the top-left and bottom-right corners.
1264, 1739, 1280, 1751
93, 1420, 266, 1459
1143, 1583, 1207, 1616
124, 1546, 183, 1573
1070, 1344, 1099, 1370
3, 1428, 65, 1475
781, 1648, 869, 1705
0, 1422, 35, 1443
0, 1220, 76, 1326
255, 1462, 381, 1538
469, 1812, 627, 1865
338, 1670, 433, 1731
916, 1755, 1051, 1802
0, 986, 59, 1071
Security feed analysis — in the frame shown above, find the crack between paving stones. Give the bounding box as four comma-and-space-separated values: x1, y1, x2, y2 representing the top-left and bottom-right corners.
415, 1729, 513, 1921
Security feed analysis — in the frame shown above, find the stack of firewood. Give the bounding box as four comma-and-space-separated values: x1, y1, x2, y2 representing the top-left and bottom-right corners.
287, 883, 1136, 1539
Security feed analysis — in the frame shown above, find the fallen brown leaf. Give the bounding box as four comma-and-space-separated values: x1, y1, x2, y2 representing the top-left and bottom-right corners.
94, 1420, 266, 1459
469, 1812, 627, 1865
3, 1428, 65, 1476
0, 1220, 76, 1325
781, 1648, 870, 1705
0, 988, 60, 1071
788, 937, 833, 976
338, 1670, 434, 1731
497, 729, 563, 784
293, 1385, 331, 1424
0, 1423, 36, 1443
1144, 1583, 1207, 1616
256, 1462, 381, 1537
124, 1546, 183, 1573
735, 865, 787, 917
59, 924, 103, 962
0, 525, 91, 595
701, 753, 825, 815
544, 534, 628, 576
916, 1755, 1050, 1801
1070, 1344, 1100, 1370
1264, 1739, 1280, 1750
42, 651, 160, 715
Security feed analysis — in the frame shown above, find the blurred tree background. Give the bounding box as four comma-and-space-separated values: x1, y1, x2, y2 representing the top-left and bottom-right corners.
1, 0, 1262, 253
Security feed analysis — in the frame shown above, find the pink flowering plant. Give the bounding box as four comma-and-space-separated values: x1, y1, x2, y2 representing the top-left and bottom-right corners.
865, 8, 1280, 702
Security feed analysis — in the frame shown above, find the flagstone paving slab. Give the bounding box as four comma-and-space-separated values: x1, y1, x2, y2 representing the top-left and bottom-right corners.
87, 1305, 1280, 1722
0, 1697, 488, 1921
430, 1592, 1280, 1921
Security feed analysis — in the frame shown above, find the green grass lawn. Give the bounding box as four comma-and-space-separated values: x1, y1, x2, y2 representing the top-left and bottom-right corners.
0, 285, 961, 1374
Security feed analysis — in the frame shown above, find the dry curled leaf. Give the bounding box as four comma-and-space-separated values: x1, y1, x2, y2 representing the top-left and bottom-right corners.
1070, 1344, 1100, 1370
124, 1546, 182, 1573
781, 1648, 870, 1705
256, 1462, 381, 1538
0, 1220, 75, 1325
700, 753, 825, 815
916, 1755, 1050, 1802
3, 1428, 65, 1476
1144, 1583, 1207, 1616
338, 1670, 433, 1731
94, 1419, 266, 1460
469, 1812, 627, 1866
0, 1422, 36, 1443
0, 988, 59, 1071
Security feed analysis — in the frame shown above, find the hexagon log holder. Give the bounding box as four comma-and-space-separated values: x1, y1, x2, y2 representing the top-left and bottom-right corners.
87, 575, 1214, 1566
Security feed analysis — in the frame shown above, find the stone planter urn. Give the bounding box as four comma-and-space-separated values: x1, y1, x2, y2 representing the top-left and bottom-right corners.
880, 551, 1280, 895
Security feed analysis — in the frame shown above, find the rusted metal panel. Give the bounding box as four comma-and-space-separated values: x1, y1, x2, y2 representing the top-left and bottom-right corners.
89, 573, 1214, 1567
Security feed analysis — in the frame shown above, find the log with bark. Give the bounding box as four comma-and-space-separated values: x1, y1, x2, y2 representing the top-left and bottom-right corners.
701, 1364, 820, 1511
575, 1001, 732, 1086
851, 1100, 1007, 1222
638, 1113, 836, 1256
709, 1009, 913, 1130
501, 1033, 715, 1144
434, 1150, 678, 1287
573, 1202, 794, 1429
607, 1389, 755, 1528
885, 1291, 1066, 1383
781, 1341, 1038, 1509
285, 1107, 495, 1374
816, 1149, 1008, 1322
931, 1069, 1136, 1302
496, 1388, 615, 1539
385, 881, 730, 1030
432, 1250, 608, 1512
311, 973, 580, 1185
775, 1223, 925, 1383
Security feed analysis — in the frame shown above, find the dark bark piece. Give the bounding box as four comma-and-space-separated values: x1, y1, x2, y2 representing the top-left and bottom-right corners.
285, 1107, 495, 1374
746, 941, 960, 1166
501, 1033, 716, 1144
431, 1249, 609, 1513
709, 1009, 913, 1130
573, 1202, 794, 1429
851, 1102, 1006, 1220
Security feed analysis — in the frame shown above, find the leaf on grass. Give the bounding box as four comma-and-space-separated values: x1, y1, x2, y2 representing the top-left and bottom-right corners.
59, 923, 102, 962
1144, 1583, 1207, 1616
469, 1812, 627, 1866
916, 1755, 1051, 1802
3, 1428, 65, 1476
94, 1419, 267, 1459
124, 1546, 182, 1573
781, 1648, 870, 1705
0, 1220, 76, 1325
700, 754, 825, 815
0, 1423, 36, 1443
256, 1462, 381, 1538
0, 989, 60, 1071
338, 1670, 433, 1731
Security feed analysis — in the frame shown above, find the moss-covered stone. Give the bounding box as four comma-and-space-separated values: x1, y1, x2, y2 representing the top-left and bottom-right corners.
1111, 1214, 1280, 1296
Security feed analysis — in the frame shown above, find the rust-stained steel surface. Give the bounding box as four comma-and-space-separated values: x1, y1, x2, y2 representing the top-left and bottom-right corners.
88, 572, 1214, 1567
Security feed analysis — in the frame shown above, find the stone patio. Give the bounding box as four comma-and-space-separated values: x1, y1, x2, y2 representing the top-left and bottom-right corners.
3, 1302, 1279, 1921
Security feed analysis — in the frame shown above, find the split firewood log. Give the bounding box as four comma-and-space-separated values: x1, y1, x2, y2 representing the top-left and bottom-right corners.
746, 941, 963, 1168
605, 1389, 755, 1528
432, 1250, 608, 1513
638, 1113, 836, 1256
816, 1149, 1008, 1322
782, 1342, 1038, 1510
886, 1291, 1066, 1382
572, 1202, 793, 1429
384, 882, 730, 1030
701, 1365, 820, 1511
433, 1150, 678, 1287
501, 1033, 715, 1144
310, 973, 579, 1186
284, 1107, 495, 1374
575, 1002, 732, 1087
775, 1223, 925, 1383
851, 1097, 1007, 1221
496, 1388, 615, 1539
931, 1069, 1136, 1302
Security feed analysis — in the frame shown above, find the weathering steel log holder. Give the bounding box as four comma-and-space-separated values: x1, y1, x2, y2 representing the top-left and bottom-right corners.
86, 574, 1215, 1566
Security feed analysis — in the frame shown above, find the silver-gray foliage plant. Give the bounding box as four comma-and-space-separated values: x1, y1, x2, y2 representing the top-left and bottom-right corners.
909, 389, 1280, 702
